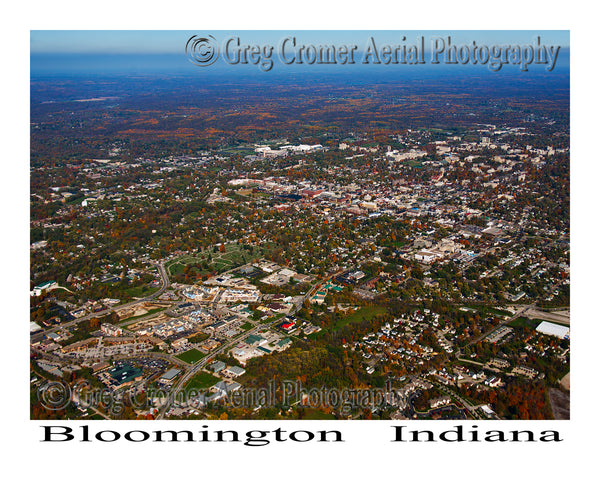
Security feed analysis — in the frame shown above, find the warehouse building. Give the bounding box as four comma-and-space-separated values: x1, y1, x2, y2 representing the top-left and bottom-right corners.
536, 321, 570, 340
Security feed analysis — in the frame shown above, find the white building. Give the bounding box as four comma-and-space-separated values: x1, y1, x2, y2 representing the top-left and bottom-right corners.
101, 323, 124, 336
536, 321, 570, 340
415, 250, 439, 263
31, 280, 57, 296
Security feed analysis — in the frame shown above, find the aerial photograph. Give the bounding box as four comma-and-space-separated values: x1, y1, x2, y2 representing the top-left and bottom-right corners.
29, 30, 570, 421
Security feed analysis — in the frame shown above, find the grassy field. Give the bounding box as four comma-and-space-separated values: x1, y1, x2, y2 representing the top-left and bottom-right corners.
333, 306, 387, 331
168, 263, 186, 276
307, 329, 326, 340
124, 284, 160, 298
509, 316, 539, 329
218, 145, 256, 156
185, 372, 220, 391
188, 332, 210, 343
165, 243, 267, 278
261, 313, 284, 324
240, 322, 254, 331
175, 348, 206, 365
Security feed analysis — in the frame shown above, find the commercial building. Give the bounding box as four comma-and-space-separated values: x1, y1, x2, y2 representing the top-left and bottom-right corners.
30, 322, 43, 334
414, 250, 439, 263
209, 360, 226, 373
101, 323, 124, 336
159, 368, 182, 385
31, 280, 57, 296
536, 321, 569, 340
107, 363, 143, 389
223, 365, 246, 377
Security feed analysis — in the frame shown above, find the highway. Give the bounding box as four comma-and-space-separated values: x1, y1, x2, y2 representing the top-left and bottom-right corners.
464, 303, 533, 348
523, 307, 570, 325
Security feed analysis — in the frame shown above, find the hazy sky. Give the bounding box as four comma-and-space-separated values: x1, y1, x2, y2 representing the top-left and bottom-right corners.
31, 30, 570, 54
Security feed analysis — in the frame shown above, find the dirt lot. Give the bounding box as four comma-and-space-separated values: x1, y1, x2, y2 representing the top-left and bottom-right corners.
559, 372, 570, 390
127, 313, 172, 332
549, 388, 570, 420
525, 308, 570, 325
117, 301, 169, 319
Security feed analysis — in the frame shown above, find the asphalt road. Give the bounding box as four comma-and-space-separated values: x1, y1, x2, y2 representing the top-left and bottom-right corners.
155, 322, 265, 419
35, 262, 171, 338
464, 303, 533, 347
155, 290, 305, 419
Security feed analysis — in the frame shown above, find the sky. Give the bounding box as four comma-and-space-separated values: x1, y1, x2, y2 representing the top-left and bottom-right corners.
30, 30, 570, 76
31, 30, 570, 54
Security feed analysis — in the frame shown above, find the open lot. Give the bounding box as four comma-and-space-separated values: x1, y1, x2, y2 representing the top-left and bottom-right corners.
548, 387, 570, 420
175, 348, 206, 365
524, 308, 570, 325
333, 306, 387, 331
185, 372, 220, 391
116, 302, 170, 321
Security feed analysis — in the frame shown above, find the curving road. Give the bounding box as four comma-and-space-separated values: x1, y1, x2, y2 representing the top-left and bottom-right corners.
35, 262, 171, 338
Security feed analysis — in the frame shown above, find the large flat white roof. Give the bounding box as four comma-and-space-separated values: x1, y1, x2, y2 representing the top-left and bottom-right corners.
536, 321, 570, 339
30, 322, 42, 333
